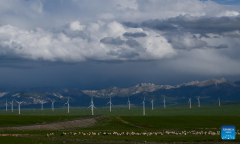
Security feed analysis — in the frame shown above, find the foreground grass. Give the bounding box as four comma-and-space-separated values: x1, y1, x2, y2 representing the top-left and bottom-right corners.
0, 105, 240, 143
0, 115, 85, 127
0, 132, 238, 144
120, 116, 240, 130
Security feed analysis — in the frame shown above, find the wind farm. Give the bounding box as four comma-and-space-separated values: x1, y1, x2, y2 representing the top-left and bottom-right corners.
1, 0, 240, 143
1, 91, 240, 144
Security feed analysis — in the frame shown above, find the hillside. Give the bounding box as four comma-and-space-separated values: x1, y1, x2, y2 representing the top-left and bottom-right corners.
0, 78, 240, 108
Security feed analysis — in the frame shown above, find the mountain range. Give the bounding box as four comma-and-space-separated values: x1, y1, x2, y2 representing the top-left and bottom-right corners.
0, 78, 240, 108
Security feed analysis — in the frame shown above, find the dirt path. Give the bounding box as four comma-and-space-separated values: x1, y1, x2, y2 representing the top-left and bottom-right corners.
116, 116, 144, 128
0, 115, 103, 131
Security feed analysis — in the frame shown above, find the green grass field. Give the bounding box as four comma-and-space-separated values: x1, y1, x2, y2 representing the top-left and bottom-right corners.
0, 104, 240, 143
0, 115, 83, 127
1, 104, 240, 116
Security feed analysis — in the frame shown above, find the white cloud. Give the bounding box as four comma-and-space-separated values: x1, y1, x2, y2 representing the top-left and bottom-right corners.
69, 21, 85, 31
217, 10, 239, 17
0, 22, 176, 62
223, 30, 240, 37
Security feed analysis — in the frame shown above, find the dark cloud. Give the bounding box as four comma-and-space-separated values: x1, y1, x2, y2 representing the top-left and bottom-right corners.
1, 60, 239, 90
199, 34, 211, 38
118, 51, 139, 58
123, 15, 240, 36
100, 37, 125, 45
210, 44, 228, 49
107, 48, 139, 59
163, 32, 229, 50
100, 37, 141, 48
123, 15, 239, 50
164, 32, 208, 50
140, 15, 240, 34
122, 22, 140, 28
126, 39, 140, 47
123, 32, 147, 38
141, 20, 177, 31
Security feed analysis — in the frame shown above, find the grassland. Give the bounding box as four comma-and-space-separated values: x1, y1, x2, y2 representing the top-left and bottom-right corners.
0, 104, 240, 143
1, 103, 240, 116
0, 115, 84, 127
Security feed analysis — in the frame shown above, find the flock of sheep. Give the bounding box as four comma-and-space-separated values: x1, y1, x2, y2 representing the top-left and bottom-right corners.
53, 130, 240, 137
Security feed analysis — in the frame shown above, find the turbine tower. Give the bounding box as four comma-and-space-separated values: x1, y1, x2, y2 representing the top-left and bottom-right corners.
40, 100, 44, 110
5, 99, 8, 111
64, 97, 70, 113
15, 100, 23, 114
9, 99, 14, 112
106, 95, 113, 112
88, 96, 96, 115
127, 96, 131, 110
151, 99, 154, 110
188, 98, 191, 108
51, 99, 55, 111
197, 97, 200, 107
142, 97, 145, 115
163, 96, 166, 108
218, 98, 220, 106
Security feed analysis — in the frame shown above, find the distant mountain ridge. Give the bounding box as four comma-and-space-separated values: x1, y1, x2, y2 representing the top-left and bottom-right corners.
82, 78, 239, 98
0, 78, 240, 108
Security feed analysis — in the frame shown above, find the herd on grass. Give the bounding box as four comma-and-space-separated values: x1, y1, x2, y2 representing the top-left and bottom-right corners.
46, 130, 240, 137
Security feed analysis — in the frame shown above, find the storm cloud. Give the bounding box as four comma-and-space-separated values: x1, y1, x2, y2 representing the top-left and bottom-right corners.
123, 32, 147, 38
100, 37, 125, 45
0, 0, 240, 89
140, 15, 240, 34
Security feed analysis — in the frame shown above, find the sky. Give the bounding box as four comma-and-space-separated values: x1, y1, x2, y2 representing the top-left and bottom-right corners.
0, 0, 240, 89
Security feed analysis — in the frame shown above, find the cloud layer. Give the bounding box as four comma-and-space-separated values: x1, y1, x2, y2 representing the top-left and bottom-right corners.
0, 0, 240, 78
0, 21, 176, 62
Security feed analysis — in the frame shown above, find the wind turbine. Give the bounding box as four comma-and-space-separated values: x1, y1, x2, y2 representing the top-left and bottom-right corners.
106, 95, 113, 112
151, 99, 154, 110
197, 97, 200, 107
4, 99, 8, 111
218, 98, 220, 106
51, 99, 55, 111
40, 100, 44, 110
188, 98, 191, 108
163, 96, 166, 108
9, 99, 14, 112
64, 97, 70, 113
142, 97, 145, 115
88, 96, 96, 115
127, 96, 131, 110
15, 100, 23, 114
